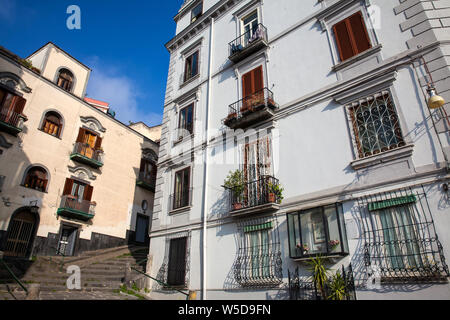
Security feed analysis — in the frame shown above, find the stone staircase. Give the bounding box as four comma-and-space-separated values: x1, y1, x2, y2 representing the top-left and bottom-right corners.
0, 245, 149, 300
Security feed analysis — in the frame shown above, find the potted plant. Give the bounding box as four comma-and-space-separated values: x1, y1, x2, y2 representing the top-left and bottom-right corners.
267, 181, 284, 204
327, 270, 348, 301
329, 239, 340, 251
224, 169, 245, 210
306, 255, 329, 300
297, 243, 309, 255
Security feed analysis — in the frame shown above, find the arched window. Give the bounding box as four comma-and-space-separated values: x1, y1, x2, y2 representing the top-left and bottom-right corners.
23, 166, 48, 192
41, 111, 62, 137
56, 69, 74, 92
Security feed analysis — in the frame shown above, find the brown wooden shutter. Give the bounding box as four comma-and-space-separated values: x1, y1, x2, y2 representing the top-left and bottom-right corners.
83, 185, 93, 202
94, 136, 102, 150
242, 71, 252, 98
76, 128, 86, 143
253, 66, 264, 93
63, 178, 74, 195
13, 97, 26, 114
140, 159, 145, 172
349, 11, 371, 54
333, 20, 354, 62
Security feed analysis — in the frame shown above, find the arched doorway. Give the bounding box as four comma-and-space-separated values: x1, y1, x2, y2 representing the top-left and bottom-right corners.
3, 208, 38, 258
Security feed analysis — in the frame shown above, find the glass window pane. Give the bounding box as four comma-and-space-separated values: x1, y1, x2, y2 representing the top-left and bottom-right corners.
300, 208, 326, 255
325, 205, 341, 253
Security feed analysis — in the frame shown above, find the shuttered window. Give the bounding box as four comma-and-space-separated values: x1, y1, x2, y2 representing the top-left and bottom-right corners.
333, 11, 372, 62
63, 178, 93, 202
57, 69, 74, 92
241, 66, 264, 112
0, 87, 26, 126
167, 237, 187, 286
42, 111, 62, 137
23, 167, 48, 192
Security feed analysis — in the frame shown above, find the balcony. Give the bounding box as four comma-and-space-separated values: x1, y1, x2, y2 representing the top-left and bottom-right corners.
0, 108, 27, 136
169, 188, 193, 213
70, 142, 104, 169
227, 176, 280, 217
136, 172, 156, 192
224, 88, 278, 129
57, 195, 96, 221
228, 24, 268, 63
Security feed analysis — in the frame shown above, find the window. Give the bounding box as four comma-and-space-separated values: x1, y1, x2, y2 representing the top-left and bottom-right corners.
234, 218, 283, 287
287, 204, 349, 259
139, 158, 157, 184
173, 167, 190, 210
74, 128, 102, 159
332, 11, 372, 62
167, 237, 187, 286
348, 91, 405, 159
0, 87, 26, 127
184, 51, 199, 83
56, 69, 74, 92
63, 178, 93, 202
358, 189, 449, 281
241, 66, 264, 112
242, 11, 259, 46
191, 1, 202, 23
41, 111, 62, 138
179, 103, 194, 135
23, 166, 48, 192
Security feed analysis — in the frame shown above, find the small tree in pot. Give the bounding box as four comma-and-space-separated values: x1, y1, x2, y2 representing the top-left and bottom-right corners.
224, 169, 245, 210
267, 181, 284, 204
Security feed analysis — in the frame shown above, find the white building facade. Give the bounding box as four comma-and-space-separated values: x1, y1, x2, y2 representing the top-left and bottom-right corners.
148, 0, 450, 300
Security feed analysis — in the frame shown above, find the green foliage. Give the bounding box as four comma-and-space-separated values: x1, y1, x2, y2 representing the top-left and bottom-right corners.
224, 170, 245, 198
327, 271, 349, 301
268, 182, 284, 203
306, 255, 329, 299
18, 58, 33, 69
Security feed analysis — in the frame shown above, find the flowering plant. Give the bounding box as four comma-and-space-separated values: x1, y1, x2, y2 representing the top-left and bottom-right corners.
296, 243, 309, 254
329, 240, 340, 249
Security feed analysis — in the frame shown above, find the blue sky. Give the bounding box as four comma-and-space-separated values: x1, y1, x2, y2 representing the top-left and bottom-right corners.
0, 0, 184, 126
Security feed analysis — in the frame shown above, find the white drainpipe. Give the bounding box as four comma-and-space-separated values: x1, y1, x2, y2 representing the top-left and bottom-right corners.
202, 16, 214, 300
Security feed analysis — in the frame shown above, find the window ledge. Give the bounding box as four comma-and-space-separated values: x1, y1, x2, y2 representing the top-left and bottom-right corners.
38, 128, 62, 140
332, 44, 382, 72
169, 206, 192, 215
350, 144, 414, 170
20, 185, 47, 194
180, 73, 200, 89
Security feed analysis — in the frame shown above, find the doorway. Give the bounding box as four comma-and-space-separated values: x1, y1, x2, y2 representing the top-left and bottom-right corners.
4, 209, 37, 258
135, 214, 149, 244
56, 225, 78, 256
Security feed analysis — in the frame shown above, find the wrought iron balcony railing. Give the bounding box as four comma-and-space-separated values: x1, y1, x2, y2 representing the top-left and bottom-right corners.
57, 195, 96, 220
224, 88, 278, 129
169, 188, 193, 212
227, 175, 280, 214
70, 142, 104, 168
228, 24, 268, 63
0, 107, 27, 135
136, 171, 156, 191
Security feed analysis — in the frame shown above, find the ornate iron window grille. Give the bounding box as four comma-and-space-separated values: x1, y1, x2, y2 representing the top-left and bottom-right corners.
233, 216, 283, 288
357, 186, 449, 282
154, 231, 191, 290
288, 264, 356, 300
348, 90, 406, 159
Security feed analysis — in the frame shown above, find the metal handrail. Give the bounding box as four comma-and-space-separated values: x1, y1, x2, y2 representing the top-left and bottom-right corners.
0, 108, 26, 129
0, 258, 28, 293
60, 195, 96, 216
72, 142, 104, 163
129, 264, 190, 300
228, 23, 268, 57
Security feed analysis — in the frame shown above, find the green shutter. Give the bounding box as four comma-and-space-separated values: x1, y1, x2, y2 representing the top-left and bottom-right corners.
368, 195, 417, 212
244, 221, 273, 233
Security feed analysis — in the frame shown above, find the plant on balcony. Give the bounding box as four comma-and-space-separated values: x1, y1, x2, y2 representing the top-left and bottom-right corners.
267, 181, 284, 204
18, 58, 41, 74
224, 169, 245, 210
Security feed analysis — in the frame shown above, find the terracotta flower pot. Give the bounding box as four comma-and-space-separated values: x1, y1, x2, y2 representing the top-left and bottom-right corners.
233, 203, 243, 210
268, 192, 276, 203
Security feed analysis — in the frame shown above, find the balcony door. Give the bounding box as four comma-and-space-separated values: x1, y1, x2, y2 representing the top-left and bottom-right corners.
62, 178, 93, 211
242, 137, 272, 207
76, 128, 101, 159
0, 87, 26, 126
242, 66, 264, 112
242, 11, 259, 47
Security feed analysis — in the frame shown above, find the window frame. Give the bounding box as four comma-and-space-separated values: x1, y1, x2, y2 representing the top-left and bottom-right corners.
190, 1, 203, 23
40, 111, 63, 138
287, 203, 349, 260
55, 68, 75, 93
183, 50, 200, 83
172, 166, 191, 211
21, 166, 49, 193
178, 103, 194, 136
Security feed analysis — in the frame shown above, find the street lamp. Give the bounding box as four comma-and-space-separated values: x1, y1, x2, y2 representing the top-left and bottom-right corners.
29, 200, 39, 214
427, 85, 446, 109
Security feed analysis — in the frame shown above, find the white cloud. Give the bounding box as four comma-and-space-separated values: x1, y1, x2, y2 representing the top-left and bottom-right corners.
86, 57, 162, 127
